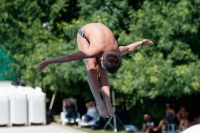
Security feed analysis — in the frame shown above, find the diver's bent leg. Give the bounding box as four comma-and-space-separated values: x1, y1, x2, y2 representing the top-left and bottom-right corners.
85, 60, 109, 118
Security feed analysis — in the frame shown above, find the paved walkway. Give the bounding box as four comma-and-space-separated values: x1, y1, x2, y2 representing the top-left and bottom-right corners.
0, 123, 87, 133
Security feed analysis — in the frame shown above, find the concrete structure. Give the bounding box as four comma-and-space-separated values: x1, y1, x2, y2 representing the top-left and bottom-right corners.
0, 123, 87, 133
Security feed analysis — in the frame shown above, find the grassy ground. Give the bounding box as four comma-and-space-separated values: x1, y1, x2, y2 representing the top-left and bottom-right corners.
54, 115, 140, 133
69, 125, 130, 133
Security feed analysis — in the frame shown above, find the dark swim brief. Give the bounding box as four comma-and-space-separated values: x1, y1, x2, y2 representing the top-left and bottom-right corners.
78, 28, 89, 43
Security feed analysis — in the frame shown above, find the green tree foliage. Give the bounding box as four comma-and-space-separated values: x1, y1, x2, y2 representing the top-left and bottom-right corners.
1, 0, 200, 100
112, 0, 200, 98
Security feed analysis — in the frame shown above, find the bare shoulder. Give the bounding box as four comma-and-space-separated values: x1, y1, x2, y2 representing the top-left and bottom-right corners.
83, 23, 118, 51
90, 42, 106, 52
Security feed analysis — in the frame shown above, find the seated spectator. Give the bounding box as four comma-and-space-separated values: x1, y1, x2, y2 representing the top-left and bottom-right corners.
191, 114, 200, 125
197, 115, 200, 124
83, 101, 99, 122
142, 113, 155, 133
176, 106, 189, 122
62, 99, 77, 120
176, 106, 190, 133
153, 103, 176, 133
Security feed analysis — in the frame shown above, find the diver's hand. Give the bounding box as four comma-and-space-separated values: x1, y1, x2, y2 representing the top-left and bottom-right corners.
141, 39, 153, 46
36, 60, 49, 72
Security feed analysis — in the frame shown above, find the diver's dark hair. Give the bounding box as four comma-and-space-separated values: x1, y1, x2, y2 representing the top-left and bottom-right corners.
102, 51, 122, 74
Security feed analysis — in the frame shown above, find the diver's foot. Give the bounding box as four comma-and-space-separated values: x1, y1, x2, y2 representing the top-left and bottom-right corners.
104, 97, 114, 116
96, 99, 109, 118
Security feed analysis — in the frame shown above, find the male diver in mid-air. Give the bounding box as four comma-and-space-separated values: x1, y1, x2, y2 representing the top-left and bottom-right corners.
37, 23, 153, 118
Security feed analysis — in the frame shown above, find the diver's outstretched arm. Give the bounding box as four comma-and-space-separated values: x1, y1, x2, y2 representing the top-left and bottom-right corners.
36, 46, 101, 72
119, 39, 153, 56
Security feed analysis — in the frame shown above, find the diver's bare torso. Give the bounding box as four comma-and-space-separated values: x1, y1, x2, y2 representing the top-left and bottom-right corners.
77, 23, 120, 71
82, 23, 120, 55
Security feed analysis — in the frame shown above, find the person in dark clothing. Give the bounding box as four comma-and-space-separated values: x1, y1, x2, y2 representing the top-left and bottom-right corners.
142, 113, 155, 133
63, 100, 77, 120
153, 104, 176, 133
